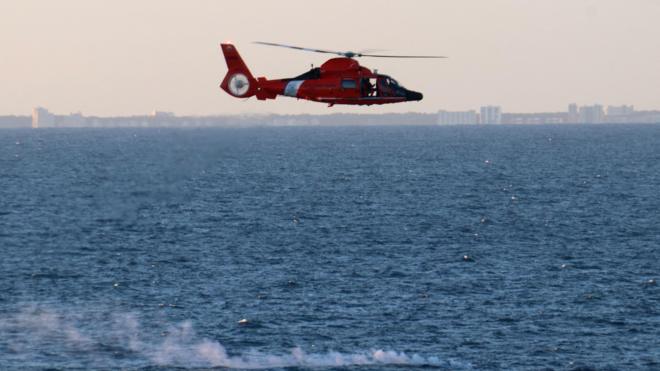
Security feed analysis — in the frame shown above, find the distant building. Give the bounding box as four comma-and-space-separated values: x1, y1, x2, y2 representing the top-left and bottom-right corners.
480, 106, 502, 124
568, 103, 579, 123
58, 112, 86, 127
32, 107, 55, 128
502, 112, 568, 125
607, 105, 634, 117
150, 110, 175, 117
579, 105, 605, 124
627, 111, 660, 123
605, 105, 635, 123
604, 109, 660, 124
437, 110, 478, 125
0, 116, 31, 128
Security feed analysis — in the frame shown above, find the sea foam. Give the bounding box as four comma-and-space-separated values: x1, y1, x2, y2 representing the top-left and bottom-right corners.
0, 306, 468, 369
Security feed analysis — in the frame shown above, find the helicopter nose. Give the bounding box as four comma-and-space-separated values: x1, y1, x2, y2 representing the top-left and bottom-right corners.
406, 90, 423, 101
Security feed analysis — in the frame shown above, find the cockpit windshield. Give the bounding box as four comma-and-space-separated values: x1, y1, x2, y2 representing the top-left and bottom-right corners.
375, 75, 408, 97
381, 76, 401, 88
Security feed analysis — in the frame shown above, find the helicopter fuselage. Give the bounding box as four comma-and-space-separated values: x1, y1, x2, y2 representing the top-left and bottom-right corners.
219, 43, 423, 106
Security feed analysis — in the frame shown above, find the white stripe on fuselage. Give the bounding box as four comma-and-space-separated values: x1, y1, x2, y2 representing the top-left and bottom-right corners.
284, 80, 304, 97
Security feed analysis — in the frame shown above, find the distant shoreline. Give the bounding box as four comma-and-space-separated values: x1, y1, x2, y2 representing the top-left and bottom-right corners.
3, 112, 660, 129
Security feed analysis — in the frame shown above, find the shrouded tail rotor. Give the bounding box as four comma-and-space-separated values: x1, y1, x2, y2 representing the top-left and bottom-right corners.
227, 73, 250, 96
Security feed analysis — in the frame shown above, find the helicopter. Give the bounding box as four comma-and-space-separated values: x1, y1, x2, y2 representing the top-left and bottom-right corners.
219, 42, 445, 107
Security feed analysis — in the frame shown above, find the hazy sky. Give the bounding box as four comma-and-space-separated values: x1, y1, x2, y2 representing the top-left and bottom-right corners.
1, 0, 659, 116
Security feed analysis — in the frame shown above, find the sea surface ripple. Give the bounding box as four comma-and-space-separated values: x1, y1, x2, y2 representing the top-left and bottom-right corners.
1, 125, 659, 370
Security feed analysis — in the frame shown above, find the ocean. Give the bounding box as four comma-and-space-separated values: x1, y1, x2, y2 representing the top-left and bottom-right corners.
1, 125, 659, 370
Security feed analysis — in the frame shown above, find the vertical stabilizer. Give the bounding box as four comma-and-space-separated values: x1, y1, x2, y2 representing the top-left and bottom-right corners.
220, 43, 257, 97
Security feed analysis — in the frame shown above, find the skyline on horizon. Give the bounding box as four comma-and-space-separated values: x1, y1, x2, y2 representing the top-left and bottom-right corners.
2, 0, 659, 116
11, 101, 654, 118
18, 102, 659, 128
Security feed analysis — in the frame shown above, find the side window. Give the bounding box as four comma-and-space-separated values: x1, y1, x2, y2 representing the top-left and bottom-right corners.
341, 79, 356, 89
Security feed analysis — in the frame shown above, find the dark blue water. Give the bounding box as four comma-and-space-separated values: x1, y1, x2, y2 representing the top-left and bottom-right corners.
1, 125, 659, 370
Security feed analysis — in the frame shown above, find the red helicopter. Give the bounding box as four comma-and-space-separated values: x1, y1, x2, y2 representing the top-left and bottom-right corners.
219, 42, 445, 107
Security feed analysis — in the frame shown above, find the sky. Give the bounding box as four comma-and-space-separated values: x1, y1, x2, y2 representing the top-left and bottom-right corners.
1, 0, 659, 116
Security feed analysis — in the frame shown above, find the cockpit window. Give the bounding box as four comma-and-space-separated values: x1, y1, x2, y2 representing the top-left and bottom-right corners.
381, 76, 400, 88
385, 78, 398, 87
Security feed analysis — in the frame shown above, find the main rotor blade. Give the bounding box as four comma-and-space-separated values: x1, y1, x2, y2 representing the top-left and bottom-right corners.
253, 41, 343, 56
253, 41, 447, 59
358, 53, 447, 59
357, 48, 388, 54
